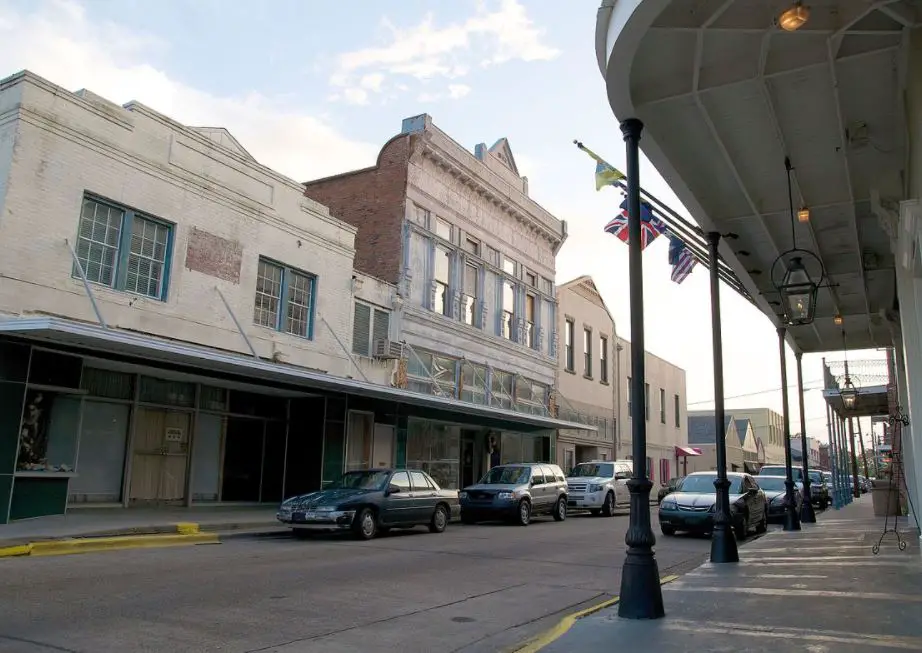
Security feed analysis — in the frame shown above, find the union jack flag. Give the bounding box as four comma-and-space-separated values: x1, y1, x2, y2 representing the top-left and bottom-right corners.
668, 235, 697, 284
604, 198, 667, 250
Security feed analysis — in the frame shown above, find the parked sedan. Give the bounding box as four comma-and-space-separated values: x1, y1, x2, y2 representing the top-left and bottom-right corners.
757, 475, 804, 521
658, 471, 767, 540
277, 468, 460, 540
657, 476, 684, 504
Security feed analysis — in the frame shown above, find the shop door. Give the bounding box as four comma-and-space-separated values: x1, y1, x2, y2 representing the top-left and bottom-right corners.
129, 408, 190, 503
461, 431, 477, 488
372, 424, 394, 468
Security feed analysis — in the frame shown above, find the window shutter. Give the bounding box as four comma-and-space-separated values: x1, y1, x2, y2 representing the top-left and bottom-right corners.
352, 303, 371, 356
373, 309, 390, 347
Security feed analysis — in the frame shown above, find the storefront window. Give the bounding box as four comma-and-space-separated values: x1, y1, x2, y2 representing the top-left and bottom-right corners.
515, 378, 548, 415
139, 376, 195, 407
81, 367, 134, 400
16, 389, 81, 473
407, 350, 457, 397
345, 411, 374, 471
460, 361, 487, 405
499, 431, 549, 465
406, 418, 460, 489
491, 370, 513, 409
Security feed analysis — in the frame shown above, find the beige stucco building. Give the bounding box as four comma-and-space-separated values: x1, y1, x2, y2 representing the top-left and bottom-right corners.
555, 276, 617, 468
726, 408, 786, 465
616, 336, 689, 486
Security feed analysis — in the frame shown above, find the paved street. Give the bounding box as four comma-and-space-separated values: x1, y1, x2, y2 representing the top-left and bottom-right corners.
0, 511, 771, 653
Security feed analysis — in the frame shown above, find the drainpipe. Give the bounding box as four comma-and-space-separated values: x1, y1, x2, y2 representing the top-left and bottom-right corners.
615, 339, 624, 460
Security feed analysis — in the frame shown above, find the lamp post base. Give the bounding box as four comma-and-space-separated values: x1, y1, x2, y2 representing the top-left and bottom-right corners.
710, 522, 739, 563
800, 497, 817, 523
784, 504, 802, 531
618, 549, 665, 619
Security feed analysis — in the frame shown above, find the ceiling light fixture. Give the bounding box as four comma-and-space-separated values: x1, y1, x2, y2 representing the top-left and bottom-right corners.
833, 314, 843, 326
779, 2, 810, 31
798, 207, 810, 222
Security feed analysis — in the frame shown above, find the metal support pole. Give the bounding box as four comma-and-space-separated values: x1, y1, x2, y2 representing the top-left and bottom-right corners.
707, 231, 738, 562
778, 328, 801, 531
66, 239, 108, 328
847, 417, 861, 499
318, 313, 370, 383
835, 416, 845, 505
826, 402, 840, 509
796, 352, 817, 523
858, 418, 870, 478
617, 117, 665, 621
840, 416, 852, 504
215, 287, 259, 358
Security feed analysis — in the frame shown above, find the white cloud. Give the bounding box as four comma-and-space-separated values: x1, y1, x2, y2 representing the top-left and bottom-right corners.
329, 0, 558, 104
0, 0, 378, 182
448, 84, 471, 99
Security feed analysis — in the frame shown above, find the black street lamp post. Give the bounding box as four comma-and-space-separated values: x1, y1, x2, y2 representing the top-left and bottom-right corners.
617, 118, 665, 620
707, 231, 739, 563
795, 352, 816, 523
778, 327, 802, 531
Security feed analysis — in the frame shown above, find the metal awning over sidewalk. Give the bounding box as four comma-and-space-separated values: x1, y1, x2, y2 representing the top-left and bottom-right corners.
0, 316, 595, 432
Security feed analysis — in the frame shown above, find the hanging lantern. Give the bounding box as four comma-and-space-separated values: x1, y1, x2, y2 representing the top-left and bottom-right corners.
840, 378, 858, 410
776, 256, 818, 325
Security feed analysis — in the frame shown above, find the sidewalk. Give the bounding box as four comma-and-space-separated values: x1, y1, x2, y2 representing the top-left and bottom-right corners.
536, 497, 922, 652
0, 505, 283, 547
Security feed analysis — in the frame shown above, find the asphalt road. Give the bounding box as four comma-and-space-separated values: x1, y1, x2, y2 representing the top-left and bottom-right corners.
0, 510, 773, 653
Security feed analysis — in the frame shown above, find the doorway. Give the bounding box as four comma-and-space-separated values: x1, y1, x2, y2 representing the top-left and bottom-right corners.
372, 424, 395, 468
129, 408, 191, 503
461, 430, 480, 488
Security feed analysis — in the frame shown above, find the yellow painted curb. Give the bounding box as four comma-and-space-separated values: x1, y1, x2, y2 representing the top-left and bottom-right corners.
509, 574, 681, 653
0, 543, 34, 558
1, 533, 219, 559
175, 522, 201, 535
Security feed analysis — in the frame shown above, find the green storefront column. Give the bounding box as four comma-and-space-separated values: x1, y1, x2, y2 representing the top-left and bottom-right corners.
0, 341, 31, 524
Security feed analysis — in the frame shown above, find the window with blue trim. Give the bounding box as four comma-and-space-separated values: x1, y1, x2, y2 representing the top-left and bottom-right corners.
73, 195, 174, 301
253, 257, 315, 338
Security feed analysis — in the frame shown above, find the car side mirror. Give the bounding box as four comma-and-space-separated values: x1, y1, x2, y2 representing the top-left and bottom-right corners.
386, 484, 401, 494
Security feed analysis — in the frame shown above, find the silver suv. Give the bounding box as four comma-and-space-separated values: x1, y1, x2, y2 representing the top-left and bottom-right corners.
458, 463, 568, 526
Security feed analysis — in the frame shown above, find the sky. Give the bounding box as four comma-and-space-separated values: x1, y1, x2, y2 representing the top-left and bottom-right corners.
0, 0, 887, 452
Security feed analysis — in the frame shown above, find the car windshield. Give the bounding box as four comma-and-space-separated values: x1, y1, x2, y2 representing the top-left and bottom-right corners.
332, 470, 391, 491
757, 477, 787, 491
677, 474, 742, 494
480, 466, 530, 485
568, 463, 614, 478
809, 471, 823, 482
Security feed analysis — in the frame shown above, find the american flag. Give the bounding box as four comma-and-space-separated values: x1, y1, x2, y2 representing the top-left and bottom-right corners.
604, 198, 667, 250
668, 235, 697, 284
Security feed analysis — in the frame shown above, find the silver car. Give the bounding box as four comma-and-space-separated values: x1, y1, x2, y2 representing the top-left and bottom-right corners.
459, 463, 568, 526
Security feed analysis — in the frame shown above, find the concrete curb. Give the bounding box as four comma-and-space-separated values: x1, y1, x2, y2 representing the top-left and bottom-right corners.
0, 521, 285, 559
506, 574, 681, 653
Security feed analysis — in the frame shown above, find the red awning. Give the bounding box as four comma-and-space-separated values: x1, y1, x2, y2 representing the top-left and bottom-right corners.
675, 446, 702, 457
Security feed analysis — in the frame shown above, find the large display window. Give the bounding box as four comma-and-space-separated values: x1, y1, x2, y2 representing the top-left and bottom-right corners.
16, 389, 82, 474
406, 419, 460, 489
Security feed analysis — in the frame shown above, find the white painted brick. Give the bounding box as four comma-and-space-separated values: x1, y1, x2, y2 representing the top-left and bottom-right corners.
0, 71, 360, 377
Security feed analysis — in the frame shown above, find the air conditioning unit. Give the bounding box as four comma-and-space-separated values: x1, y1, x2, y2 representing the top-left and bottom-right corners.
373, 339, 404, 360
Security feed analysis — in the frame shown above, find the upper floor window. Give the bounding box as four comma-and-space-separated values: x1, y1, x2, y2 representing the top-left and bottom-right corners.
600, 336, 609, 383
627, 376, 632, 418
564, 319, 575, 372
463, 236, 480, 256
583, 327, 592, 377
254, 257, 315, 338
435, 217, 452, 241
524, 293, 536, 348
644, 382, 650, 421
433, 246, 451, 316
525, 271, 537, 287
501, 280, 515, 340
352, 302, 390, 357
674, 393, 681, 428
503, 256, 517, 276
73, 195, 174, 301
659, 387, 666, 424
462, 262, 479, 326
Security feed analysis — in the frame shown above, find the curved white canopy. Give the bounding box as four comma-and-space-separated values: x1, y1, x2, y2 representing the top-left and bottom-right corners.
596, 0, 919, 354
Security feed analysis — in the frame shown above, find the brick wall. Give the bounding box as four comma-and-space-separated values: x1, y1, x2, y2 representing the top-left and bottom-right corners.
303, 134, 412, 284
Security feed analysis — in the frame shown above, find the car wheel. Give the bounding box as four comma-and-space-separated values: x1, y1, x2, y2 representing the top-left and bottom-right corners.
553, 497, 567, 522
353, 508, 378, 540
429, 504, 449, 533
661, 525, 676, 536
602, 491, 616, 517
516, 499, 531, 526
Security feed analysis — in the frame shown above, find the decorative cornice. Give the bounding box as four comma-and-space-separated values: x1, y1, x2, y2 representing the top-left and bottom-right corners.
415, 135, 565, 248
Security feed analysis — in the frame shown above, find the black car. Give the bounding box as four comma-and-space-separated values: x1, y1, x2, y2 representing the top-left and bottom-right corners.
657, 476, 684, 504
277, 468, 460, 540
757, 475, 804, 521
658, 471, 767, 540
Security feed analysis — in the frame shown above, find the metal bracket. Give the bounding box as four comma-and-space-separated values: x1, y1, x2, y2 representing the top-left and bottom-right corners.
65, 239, 108, 328
215, 287, 258, 358
318, 313, 370, 383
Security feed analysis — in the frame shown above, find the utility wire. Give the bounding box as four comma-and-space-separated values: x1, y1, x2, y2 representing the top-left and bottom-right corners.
687, 381, 825, 405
